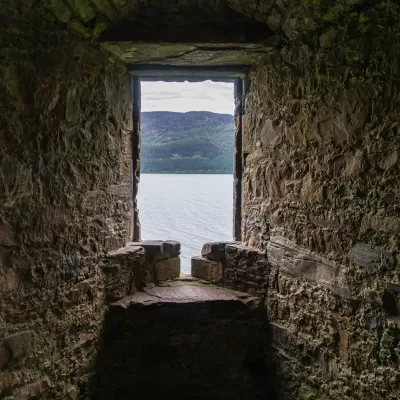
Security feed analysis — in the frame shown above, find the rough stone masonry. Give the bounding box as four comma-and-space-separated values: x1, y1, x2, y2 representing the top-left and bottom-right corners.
1, 0, 400, 399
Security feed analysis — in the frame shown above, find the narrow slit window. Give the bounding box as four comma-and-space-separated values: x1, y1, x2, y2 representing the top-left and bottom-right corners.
137, 79, 235, 273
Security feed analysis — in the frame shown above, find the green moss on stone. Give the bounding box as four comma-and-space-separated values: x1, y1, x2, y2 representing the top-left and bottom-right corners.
43, 0, 72, 23
69, 0, 96, 22
69, 18, 91, 38
91, 0, 118, 21
92, 21, 109, 38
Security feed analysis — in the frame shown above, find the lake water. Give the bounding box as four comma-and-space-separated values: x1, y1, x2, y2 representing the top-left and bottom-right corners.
137, 174, 233, 274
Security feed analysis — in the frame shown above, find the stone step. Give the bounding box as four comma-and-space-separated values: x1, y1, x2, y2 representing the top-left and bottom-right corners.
113, 284, 260, 309
91, 283, 275, 400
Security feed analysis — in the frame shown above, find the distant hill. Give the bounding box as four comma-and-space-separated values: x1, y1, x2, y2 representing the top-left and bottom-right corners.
141, 111, 235, 174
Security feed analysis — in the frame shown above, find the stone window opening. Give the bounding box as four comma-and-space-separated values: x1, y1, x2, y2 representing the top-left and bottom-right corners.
129, 72, 245, 279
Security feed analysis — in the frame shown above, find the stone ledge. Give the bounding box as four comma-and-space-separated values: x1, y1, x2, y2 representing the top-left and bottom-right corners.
267, 234, 350, 298
225, 243, 265, 257
107, 245, 145, 262
201, 241, 237, 261
111, 285, 261, 310
128, 240, 180, 260
191, 256, 223, 284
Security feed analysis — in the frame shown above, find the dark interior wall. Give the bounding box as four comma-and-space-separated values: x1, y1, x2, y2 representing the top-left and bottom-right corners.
243, 37, 400, 256
240, 6, 400, 399
0, 31, 133, 396
1, 0, 399, 399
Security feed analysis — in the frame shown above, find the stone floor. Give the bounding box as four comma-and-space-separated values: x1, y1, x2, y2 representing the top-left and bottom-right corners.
90, 276, 276, 400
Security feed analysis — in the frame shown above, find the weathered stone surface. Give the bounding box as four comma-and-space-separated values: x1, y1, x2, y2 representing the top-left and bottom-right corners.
103, 42, 274, 66
155, 257, 180, 282
267, 235, 350, 298
5, 378, 50, 400
107, 245, 145, 262
388, 282, 400, 293
128, 240, 181, 260
161, 240, 181, 258
0, 342, 11, 369
102, 246, 146, 302
0, 29, 134, 396
128, 240, 163, 253
349, 243, 395, 270
191, 256, 223, 284
270, 323, 318, 361
99, 4, 275, 66
1, 1, 399, 399
224, 244, 268, 295
92, 284, 272, 399
260, 119, 284, 149
3, 331, 32, 361
201, 241, 235, 261
114, 285, 259, 307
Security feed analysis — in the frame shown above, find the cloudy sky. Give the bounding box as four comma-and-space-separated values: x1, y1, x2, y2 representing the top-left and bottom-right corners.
141, 80, 234, 115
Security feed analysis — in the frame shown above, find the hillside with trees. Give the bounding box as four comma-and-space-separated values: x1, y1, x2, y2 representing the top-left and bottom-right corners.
141, 111, 235, 174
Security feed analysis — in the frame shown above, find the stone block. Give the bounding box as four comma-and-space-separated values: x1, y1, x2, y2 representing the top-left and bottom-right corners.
97, 284, 267, 399
349, 243, 395, 270
128, 240, 181, 260
162, 240, 181, 258
155, 257, 180, 282
102, 246, 146, 302
388, 283, 400, 293
201, 241, 235, 261
4, 331, 32, 360
224, 244, 268, 294
107, 245, 146, 263
127, 240, 163, 255
260, 119, 284, 149
0, 342, 11, 368
267, 234, 350, 298
191, 256, 223, 284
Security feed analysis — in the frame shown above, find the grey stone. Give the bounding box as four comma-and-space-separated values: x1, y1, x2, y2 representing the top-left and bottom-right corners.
108, 245, 146, 263
270, 323, 318, 363
98, 283, 266, 398
0, 342, 11, 368
4, 331, 32, 360
128, 240, 163, 254
102, 246, 147, 302
349, 243, 395, 270
128, 240, 181, 260
224, 244, 268, 295
260, 119, 284, 149
267, 235, 350, 298
155, 257, 180, 282
201, 241, 235, 261
162, 240, 181, 257
113, 285, 256, 307
388, 283, 400, 293
191, 256, 223, 284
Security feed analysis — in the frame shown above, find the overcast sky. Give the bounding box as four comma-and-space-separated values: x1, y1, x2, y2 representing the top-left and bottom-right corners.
141, 80, 234, 115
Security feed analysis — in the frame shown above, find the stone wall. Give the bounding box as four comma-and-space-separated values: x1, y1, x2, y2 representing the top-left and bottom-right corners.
0, 28, 134, 397
239, 5, 400, 399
